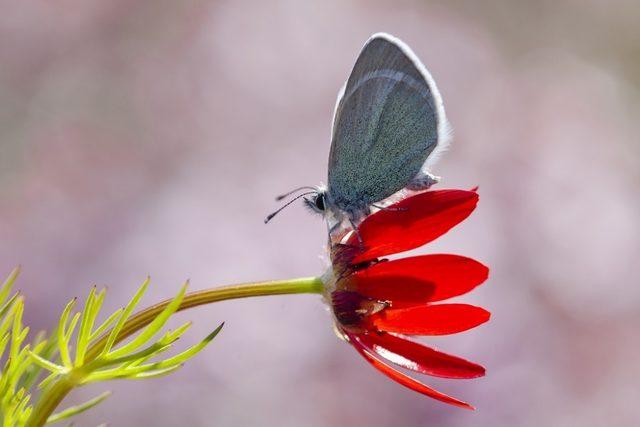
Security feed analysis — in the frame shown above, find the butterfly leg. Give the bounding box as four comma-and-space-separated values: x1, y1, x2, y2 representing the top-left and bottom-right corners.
407, 171, 440, 191
328, 220, 341, 235
348, 217, 365, 251
326, 220, 346, 245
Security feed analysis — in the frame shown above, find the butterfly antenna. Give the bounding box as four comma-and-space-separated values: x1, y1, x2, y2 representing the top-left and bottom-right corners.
275, 186, 318, 201
265, 191, 317, 224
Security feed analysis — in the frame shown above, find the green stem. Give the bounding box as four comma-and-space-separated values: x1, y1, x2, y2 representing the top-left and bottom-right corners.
26, 276, 323, 427
26, 376, 75, 427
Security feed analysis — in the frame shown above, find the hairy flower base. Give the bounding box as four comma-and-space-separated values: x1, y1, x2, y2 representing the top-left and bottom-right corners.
327, 189, 490, 409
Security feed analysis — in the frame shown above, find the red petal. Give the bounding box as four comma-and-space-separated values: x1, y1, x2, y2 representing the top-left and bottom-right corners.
370, 304, 490, 335
357, 332, 485, 379
344, 330, 474, 409
348, 189, 479, 263
351, 254, 488, 304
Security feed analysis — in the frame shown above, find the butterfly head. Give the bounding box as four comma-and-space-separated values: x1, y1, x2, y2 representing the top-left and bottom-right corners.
303, 189, 327, 215
264, 185, 329, 223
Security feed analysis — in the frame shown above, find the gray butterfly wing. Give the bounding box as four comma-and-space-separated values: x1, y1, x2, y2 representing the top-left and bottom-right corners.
328, 33, 447, 214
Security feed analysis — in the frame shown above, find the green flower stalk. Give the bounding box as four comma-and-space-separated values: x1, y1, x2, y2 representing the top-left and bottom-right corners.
0, 268, 323, 427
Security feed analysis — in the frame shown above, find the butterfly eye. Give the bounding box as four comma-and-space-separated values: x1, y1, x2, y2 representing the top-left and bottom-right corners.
314, 193, 326, 211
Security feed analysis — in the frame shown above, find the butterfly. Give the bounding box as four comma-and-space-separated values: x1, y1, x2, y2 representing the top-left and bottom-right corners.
267, 33, 450, 236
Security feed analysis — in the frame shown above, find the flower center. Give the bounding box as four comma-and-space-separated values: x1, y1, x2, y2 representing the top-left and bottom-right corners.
331, 290, 388, 327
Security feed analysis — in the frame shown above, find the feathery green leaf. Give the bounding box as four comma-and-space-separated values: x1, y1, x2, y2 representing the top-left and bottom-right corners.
46, 391, 112, 424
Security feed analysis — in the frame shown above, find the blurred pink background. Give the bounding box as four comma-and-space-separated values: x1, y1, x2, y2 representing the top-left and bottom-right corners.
1, 1, 639, 425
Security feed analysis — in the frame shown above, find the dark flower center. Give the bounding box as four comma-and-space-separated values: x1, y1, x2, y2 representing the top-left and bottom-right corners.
331, 290, 388, 327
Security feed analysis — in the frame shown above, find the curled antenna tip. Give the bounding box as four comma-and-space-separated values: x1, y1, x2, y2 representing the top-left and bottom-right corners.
265, 190, 317, 224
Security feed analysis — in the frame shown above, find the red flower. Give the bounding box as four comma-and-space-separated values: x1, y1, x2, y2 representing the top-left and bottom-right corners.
327, 189, 489, 409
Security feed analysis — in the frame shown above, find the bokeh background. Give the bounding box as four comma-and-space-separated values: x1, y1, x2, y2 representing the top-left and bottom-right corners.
1, 1, 639, 426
